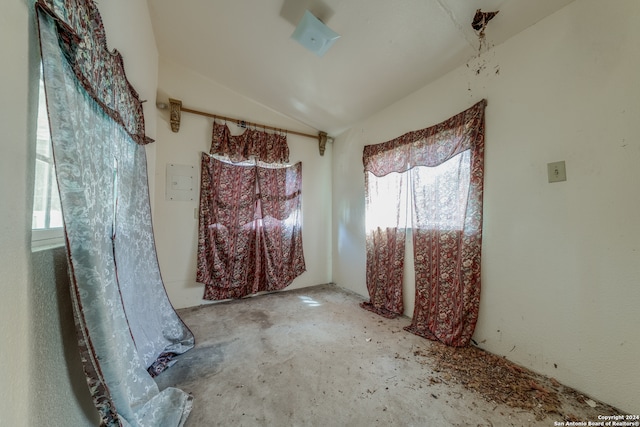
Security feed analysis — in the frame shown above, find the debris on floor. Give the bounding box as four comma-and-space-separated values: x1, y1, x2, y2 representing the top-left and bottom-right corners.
413, 342, 621, 421
159, 286, 627, 426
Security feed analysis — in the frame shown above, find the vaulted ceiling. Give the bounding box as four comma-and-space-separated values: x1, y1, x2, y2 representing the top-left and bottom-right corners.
147, 0, 574, 136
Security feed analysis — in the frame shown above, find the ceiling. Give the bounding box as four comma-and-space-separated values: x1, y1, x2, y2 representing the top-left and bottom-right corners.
147, 0, 574, 136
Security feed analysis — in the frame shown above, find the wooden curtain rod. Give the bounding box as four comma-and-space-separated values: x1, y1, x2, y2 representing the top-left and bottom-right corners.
162, 98, 328, 155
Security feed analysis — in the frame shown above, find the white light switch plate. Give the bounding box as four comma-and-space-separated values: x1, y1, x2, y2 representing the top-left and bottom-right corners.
547, 161, 567, 183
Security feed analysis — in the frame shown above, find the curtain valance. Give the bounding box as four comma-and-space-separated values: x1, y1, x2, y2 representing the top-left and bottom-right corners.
363, 99, 486, 176
211, 122, 289, 164
35, 0, 152, 145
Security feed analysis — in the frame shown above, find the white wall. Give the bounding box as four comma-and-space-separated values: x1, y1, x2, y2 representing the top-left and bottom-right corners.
153, 58, 332, 309
1, 2, 38, 424
0, 0, 159, 424
332, 0, 640, 413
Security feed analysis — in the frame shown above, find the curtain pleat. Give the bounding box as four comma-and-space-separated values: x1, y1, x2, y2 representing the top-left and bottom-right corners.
211, 122, 289, 164
197, 156, 257, 299
257, 164, 306, 291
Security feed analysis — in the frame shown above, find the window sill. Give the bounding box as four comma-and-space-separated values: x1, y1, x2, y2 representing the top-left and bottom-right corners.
31, 229, 65, 252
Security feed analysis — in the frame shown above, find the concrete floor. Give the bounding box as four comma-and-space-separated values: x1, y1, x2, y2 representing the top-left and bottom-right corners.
155, 284, 614, 426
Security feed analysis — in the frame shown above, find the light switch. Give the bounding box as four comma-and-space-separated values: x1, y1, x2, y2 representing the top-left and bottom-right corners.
547, 161, 567, 183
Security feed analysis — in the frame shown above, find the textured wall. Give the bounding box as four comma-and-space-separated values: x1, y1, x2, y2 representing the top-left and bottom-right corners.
1, 1, 36, 424
30, 248, 98, 426
332, 0, 640, 413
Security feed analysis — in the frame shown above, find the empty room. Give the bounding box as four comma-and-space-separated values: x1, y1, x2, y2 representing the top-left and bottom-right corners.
2, 0, 639, 426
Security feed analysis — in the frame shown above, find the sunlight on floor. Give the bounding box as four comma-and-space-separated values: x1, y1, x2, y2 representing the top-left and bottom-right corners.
298, 295, 321, 307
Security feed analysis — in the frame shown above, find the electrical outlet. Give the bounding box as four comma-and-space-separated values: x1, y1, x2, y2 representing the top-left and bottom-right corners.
547, 161, 566, 183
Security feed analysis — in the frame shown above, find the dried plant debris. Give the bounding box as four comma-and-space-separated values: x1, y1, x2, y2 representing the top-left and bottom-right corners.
416, 343, 559, 419
412, 342, 621, 422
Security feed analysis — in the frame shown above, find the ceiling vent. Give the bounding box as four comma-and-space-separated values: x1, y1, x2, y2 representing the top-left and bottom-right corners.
291, 10, 340, 57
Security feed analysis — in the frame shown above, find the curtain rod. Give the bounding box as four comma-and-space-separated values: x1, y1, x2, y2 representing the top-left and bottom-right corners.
158, 98, 329, 156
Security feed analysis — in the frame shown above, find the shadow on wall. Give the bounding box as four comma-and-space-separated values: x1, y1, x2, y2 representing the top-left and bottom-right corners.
30, 247, 99, 425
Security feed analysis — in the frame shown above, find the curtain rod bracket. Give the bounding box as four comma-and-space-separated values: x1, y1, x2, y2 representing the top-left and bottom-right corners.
318, 131, 328, 156
168, 98, 182, 133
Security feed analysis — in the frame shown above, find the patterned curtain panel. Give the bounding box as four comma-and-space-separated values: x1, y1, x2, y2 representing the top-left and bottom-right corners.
361, 171, 408, 318
362, 100, 486, 347
211, 122, 290, 163
197, 154, 305, 300
37, 3, 193, 426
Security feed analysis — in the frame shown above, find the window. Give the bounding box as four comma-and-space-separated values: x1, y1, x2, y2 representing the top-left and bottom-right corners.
365, 150, 470, 232
410, 150, 471, 231
365, 171, 409, 231
32, 72, 63, 249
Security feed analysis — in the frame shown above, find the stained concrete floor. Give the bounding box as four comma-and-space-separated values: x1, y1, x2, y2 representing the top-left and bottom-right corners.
155, 284, 615, 426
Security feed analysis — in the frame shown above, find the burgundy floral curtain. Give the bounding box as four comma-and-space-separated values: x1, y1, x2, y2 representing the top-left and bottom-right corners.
197, 154, 305, 300
211, 122, 289, 164
362, 100, 486, 347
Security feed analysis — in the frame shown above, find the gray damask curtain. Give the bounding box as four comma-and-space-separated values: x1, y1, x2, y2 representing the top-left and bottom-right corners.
36, 1, 193, 425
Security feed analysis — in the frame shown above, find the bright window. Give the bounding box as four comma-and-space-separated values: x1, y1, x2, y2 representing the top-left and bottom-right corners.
365, 150, 471, 232
365, 170, 410, 231
32, 72, 64, 249
410, 150, 471, 231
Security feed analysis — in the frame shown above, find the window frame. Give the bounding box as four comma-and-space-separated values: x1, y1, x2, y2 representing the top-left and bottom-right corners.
32, 69, 64, 251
